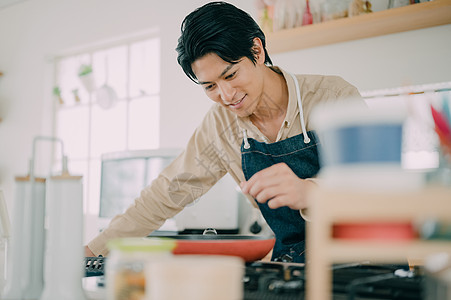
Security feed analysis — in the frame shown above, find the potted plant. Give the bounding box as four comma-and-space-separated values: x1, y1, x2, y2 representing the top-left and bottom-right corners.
77, 64, 96, 93
53, 86, 64, 105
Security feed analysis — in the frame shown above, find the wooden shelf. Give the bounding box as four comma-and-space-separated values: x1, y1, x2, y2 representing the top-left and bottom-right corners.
306, 185, 451, 300
266, 0, 451, 53
329, 240, 451, 263
312, 185, 451, 222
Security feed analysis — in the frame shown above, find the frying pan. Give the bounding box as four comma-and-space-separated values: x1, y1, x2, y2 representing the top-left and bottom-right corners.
152, 234, 275, 262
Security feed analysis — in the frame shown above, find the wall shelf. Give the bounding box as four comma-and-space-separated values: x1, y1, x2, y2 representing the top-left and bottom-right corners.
306, 185, 451, 300
266, 0, 451, 53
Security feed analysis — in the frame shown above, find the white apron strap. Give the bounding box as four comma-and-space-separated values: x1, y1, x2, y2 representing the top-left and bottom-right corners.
289, 73, 310, 144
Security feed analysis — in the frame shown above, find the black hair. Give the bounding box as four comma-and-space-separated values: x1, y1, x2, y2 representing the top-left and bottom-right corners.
176, 1, 273, 83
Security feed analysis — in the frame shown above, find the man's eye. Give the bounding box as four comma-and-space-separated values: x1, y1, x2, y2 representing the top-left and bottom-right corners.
205, 84, 215, 91
225, 72, 236, 80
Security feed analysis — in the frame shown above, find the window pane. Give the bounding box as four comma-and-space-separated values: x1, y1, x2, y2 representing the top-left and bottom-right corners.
129, 38, 160, 97
54, 34, 161, 221
90, 101, 127, 158
99, 157, 146, 218
128, 96, 160, 150
57, 54, 91, 106
92, 46, 128, 99
64, 159, 89, 213
88, 159, 101, 216
56, 106, 89, 159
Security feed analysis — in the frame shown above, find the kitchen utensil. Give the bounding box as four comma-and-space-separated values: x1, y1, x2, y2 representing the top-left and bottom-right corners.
96, 84, 118, 109
431, 104, 451, 139
95, 56, 117, 109
152, 234, 275, 262
431, 104, 451, 159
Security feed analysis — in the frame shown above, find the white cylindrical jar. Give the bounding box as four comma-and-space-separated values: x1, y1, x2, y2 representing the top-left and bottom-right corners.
2, 176, 46, 300
40, 175, 86, 300
146, 255, 244, 300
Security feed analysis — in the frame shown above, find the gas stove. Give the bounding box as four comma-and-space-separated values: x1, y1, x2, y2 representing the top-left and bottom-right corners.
243, 261, 424, 300
84, 257, 424, 300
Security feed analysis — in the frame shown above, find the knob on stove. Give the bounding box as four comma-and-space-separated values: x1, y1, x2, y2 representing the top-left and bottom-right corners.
250, 221, 262, 234
274, 254, 293, 263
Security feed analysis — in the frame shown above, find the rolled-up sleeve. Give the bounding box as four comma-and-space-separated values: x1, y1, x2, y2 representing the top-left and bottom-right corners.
88, 107, 228, 256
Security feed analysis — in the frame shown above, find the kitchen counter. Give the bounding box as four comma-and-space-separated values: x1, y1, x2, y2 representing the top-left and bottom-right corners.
80, 260, 428, 300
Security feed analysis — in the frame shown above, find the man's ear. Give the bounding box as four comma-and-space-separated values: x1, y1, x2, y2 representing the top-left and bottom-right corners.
252, 37, 266, 64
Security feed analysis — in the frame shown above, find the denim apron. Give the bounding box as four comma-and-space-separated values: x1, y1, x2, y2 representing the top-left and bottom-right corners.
241, 73, 320, 263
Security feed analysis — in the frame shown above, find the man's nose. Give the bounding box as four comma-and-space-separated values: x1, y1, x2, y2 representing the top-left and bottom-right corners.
218, 82, 235, 104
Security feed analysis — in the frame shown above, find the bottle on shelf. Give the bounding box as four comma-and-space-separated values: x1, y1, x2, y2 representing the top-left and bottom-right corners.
302, 0, 313, 25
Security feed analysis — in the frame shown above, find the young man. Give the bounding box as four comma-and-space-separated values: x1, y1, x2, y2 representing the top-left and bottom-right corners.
85, 1, 362, 263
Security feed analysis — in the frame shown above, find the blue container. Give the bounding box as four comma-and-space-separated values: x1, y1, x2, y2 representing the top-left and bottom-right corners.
319, 124, 403, 168
311, 100, 406, 169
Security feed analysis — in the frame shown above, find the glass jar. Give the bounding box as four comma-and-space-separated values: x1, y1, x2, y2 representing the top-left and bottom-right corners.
105, 237, 176, 300
321, 0, 352, 22
273, 0, 304, 31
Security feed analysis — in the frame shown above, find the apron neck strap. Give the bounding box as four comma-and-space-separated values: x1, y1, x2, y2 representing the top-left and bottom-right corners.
241, 72, 311, 148
289, 73, 310, 144
242, 129, 251, 149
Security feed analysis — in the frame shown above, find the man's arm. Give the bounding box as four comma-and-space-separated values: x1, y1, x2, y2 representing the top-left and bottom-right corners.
85, 245, 95, 257
85, 107, 228, 256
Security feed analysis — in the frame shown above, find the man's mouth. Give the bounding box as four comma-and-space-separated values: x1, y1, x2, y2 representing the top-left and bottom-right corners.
228, 95, 245, 108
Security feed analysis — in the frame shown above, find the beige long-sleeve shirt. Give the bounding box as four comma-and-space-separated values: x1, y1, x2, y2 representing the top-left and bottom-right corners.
88, 67, 362, 256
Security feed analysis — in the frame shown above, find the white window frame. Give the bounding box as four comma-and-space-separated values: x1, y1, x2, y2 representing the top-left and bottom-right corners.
52, 30, 161, 217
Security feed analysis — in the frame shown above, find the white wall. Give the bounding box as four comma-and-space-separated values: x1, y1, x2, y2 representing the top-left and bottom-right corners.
0, 0, 450, 224
271, 24, 451, 91
0, 0, 253, 215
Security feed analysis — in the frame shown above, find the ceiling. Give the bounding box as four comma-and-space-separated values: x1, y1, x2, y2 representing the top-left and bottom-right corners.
0, 0, 29, 10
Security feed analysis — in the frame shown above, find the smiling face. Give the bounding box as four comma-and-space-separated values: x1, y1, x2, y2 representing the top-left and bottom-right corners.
191, 51, 266, 118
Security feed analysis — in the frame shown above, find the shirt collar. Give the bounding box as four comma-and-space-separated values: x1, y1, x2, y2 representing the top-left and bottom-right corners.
279, 67, 299, 130
236, 66, 300, 139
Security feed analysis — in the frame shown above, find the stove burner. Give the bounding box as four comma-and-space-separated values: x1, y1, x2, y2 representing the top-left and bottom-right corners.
243, 262, 424, 300
84, 257, 424, 299
244, 262, 305, 295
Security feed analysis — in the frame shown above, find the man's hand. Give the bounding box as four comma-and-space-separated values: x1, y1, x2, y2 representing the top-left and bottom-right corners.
240, 162, 314, 211
85, 245, 95, 257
